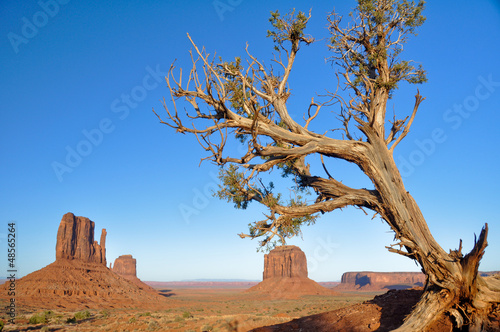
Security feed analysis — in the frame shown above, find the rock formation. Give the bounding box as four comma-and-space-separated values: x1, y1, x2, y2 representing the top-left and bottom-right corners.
111, 254, 156, 293
336, 271, 426, 291
246, 245, 337, 298
113, 255, 137, 278
0, 212, 165, 309
56, 212, 106, 265
263, 245, 308, 279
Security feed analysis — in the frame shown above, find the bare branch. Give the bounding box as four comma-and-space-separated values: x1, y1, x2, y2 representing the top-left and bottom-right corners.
389, 91, 425, 153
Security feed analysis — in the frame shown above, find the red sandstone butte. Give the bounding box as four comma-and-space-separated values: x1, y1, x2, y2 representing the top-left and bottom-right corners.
112, 254, 157, 293
113, 254, 137, 278
246, 245, 337, 298
0, 212, 166, 309
56, 212, 107, 265
263, 245, 308, 279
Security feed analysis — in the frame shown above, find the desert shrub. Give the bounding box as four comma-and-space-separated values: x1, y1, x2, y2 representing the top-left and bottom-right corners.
174, 316, 184, 322
200, 324, 213, 331
66, 317, 76, 324
128, 317, 136, 323
147, 320, 160, 331
99, 310, 109, 318
75, 310, 91, 320
28, 312, 48, 324
0, 320, 4, 331
41, 327, 49, 332
160, 317, 172, 324
182, 311, 193, 319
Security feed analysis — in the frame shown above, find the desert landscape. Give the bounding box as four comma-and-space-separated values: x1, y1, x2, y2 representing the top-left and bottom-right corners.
2, 213, 498, 331
2, 1, 500, 331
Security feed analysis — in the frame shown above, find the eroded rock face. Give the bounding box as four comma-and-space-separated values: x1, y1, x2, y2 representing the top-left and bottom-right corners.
113, 255, 137, 278
246, 245, 336, 298
0, 212, 164, 309
55, 212, 106, 265
339, 271, 425, 290
263, 245, 308, 279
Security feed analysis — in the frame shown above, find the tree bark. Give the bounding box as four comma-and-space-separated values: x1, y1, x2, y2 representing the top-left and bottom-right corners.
359, 127, 500, 330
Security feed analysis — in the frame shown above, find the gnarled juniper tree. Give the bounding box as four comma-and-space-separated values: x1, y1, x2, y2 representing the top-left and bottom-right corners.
155, 1, 500, 330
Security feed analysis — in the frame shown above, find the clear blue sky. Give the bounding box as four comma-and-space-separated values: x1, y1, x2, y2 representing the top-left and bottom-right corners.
1, 0, 499, 282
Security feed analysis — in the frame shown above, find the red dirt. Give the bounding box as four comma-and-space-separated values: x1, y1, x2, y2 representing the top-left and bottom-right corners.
251, 287, 500, 331
250, 288, 446, 331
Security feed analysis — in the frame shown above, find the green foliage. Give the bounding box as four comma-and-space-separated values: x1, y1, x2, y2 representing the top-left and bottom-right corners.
216, 165, 253, 209
217, 57, 247, 115
0, 320, 4, 331
329, 0, 427, 95
28, 311, 53, 324
267, 9, 312, 52
74, 310, 90, 320
182, 311, 193, 319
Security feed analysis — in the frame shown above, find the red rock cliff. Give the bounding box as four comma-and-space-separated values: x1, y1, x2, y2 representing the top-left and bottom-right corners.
339, 271, 425, 290
263, 245, 308, 279
55, 212, 106, 265
113, 255, 137, 278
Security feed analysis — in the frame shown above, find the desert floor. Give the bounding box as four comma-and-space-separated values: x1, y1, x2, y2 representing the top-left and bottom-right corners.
0, 285, 380, 331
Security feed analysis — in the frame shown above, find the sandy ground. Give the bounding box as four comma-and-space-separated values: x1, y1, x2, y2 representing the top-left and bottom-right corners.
0, 286, 377, 331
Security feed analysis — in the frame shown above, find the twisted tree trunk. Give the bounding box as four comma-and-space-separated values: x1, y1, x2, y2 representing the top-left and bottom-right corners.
362, 127, 500, 330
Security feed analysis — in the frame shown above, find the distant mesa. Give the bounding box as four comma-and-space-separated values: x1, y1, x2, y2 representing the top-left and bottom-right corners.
245, 245, 337, 298
0, 212, 166, 309
336, 271, 426, 291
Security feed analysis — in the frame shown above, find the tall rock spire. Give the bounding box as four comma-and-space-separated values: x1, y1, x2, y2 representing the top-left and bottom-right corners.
55, 212, 106, 265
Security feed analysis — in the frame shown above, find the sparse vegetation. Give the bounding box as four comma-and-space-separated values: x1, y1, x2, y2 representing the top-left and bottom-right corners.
28, 310, 53, 324
74, 309, 91, 320
200, 324, 214, 331
147, 320, 160, 330
0, 288, 375, 331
